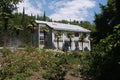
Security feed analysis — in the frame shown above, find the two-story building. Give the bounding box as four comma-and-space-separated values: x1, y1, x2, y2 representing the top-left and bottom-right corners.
35, 20, 91, 51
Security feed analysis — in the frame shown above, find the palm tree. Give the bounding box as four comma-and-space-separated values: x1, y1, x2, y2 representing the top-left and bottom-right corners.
55, 31, 62, 49
79, 33, 86, 51
40, 25, 49, 47
27, 21, 37, 46
0, 12, 11, 47
9, 24, 23, 48
0, 0, 23, 47
67, 31, 74, 49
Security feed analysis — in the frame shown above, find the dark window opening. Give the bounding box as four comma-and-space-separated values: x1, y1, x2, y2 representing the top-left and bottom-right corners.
75, 32, 79, 37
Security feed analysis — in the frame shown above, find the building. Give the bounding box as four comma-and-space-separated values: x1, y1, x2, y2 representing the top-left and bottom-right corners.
35, 20, 91, 51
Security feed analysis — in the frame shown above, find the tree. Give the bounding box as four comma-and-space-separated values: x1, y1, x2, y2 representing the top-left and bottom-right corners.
37, 11, 52, 22
43, 11, 46, 21
80, 0, 120, 79
27, 20, 37, 46
0, 0, 23, 47
71, 20, 79, 25
55, 31, 62, 49
88, 24, 120, 80
80, 21, 96, 32
0, 20, 4, 46
40, 25, 49, 47
79, 33, 86, 51
21, 7, 25, 27
94, 0, 120, 43
58, 20, 69, 24
66, 32, 74, 49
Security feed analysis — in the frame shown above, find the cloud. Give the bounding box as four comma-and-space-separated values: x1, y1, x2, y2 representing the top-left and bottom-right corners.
16, 0, 97, 22
17, 0, 42, 16
49, 0, 96, 21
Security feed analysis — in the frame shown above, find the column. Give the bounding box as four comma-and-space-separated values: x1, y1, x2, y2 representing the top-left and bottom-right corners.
71, 38, 75, 50
52, 29, 55, 49
88, 33, 91, 51
62, 31, 65, 47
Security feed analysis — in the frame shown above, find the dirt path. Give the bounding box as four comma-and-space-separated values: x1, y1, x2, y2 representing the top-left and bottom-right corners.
64, 70, 81, 80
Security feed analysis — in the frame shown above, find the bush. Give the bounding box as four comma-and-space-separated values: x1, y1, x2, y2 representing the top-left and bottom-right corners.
0, 48, 41, 80
80, 24, 120, 80
0, 48, 12, 57
0, 48, 86, 80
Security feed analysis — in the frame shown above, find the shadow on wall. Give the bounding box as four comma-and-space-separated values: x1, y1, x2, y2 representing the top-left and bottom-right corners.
52, 41, 89, 51
84, 46, 89, 51
52, 42, 56, 49
62, 41, 69, 51
74, 46, 89, 51
75, 41, 79, 50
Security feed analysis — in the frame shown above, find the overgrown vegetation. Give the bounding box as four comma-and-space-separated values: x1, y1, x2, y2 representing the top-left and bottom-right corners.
78, 0, 120, 79
1, 0, 120, 80
80, 24, 120, 80
0, 48, 88, 80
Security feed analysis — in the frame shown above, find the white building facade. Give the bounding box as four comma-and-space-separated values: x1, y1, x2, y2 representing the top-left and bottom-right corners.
35, 20, 91, 51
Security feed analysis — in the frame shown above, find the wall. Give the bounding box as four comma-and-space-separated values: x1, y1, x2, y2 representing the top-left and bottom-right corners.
52, 31, 91, 51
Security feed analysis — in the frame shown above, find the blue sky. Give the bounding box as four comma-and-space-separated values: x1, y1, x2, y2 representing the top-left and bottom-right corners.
17, 0, 107, 22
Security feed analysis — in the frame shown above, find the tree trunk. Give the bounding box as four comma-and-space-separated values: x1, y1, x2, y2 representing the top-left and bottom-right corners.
44, 31, 46, 48
69, 38, 72, 49
31, 32, 33, 46
82, 41, 83, 51
4, 18, 8, 47
57, 37, 59, 49
16, 30, 20, 49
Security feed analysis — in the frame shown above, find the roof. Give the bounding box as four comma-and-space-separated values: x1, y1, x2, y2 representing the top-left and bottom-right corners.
35, 20, 91, 32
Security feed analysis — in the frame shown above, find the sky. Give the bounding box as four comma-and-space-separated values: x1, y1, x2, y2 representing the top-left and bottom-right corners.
17, 0, 107, 23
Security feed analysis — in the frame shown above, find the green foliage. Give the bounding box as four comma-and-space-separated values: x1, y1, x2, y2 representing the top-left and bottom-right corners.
57, 20, 69, 24
40, 25, 49, 33
80, 21, 96, 32
67, 31, 74, 38
36, 11, 52, 21
0, 11, 38, 46
0, 48, 86, 80
0, 21, 4, 46
0, 0, 23, 47
27, 20, 37, 33
0, 49, 41, 80
0, 48, 12, 57
0, 0, 23, 14
55, 31, 62, 38
79, 33, 86, 42
55, 31, 62, 49
94, 0, 120, 42
80, 24, 120, 80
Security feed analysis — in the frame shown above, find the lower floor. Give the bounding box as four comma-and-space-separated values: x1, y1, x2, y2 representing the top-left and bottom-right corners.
39, 32, 91, 51
53, 40, 90, 51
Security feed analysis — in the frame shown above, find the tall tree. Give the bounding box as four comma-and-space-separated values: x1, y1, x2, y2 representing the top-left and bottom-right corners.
55, 31, 62, 49
43, 11, 46, 21
21, 7, 25, 26
84, 0, 120, 79
0, 0, 23, 47
79, 33, 86, 51
66, 32, 74, 49
27, 20, 37, 46
85, 24, 120, 80
80, 21, 96, 32
40, 25, 49, 47
94, 0, 120, 42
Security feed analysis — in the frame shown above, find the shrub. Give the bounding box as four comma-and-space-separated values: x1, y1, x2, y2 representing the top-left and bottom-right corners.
80, 24, 120, 80
0, 48, 12, 57
0, 48, 85, 80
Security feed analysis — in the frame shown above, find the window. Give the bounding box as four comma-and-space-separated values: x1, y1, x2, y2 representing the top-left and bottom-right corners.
75, 32, 79, 37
